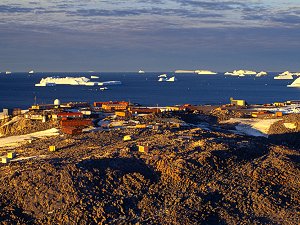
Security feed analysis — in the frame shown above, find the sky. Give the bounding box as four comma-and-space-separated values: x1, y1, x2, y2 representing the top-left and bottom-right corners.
0, 0, 300, 72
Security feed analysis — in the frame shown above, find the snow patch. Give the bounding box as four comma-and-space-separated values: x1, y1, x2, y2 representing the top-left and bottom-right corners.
0, 128, 59, 148
283, 123, 297, 129
221, 118, 282, 137
1, 116, 21, 128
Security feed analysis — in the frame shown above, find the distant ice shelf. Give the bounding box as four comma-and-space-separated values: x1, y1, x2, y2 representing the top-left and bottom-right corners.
35, 76, 122, 87
195, 70, 217, 75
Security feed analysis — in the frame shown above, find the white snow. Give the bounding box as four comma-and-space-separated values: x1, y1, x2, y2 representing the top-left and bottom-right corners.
221, 118, 282, 137
251, 104, 300, 114
0, 128, 59, 148
283, 123, 297, 129
0, 116, 21, 128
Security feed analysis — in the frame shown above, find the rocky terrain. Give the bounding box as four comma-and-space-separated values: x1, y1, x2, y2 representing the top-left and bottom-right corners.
268, 114, 300, 148
0, 123, 299, 224
0, 117, 58, 137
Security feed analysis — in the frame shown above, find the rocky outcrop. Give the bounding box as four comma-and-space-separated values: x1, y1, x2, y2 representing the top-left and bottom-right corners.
0, 117, 58, 137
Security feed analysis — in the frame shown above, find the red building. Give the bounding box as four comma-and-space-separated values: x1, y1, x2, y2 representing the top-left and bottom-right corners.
57, 112, 83, 119
60, 119, 93, 127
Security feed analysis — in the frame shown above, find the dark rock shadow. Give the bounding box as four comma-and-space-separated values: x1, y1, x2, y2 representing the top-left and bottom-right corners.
287, 154, 300, 165
0, 202, 35, 224
268, 132, 300, 150
211, 141, 269, 164
77, 157, 159, 183
175, 112, 219, 125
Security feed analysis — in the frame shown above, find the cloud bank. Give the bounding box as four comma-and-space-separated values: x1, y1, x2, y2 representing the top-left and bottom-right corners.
0, 0, 299, 71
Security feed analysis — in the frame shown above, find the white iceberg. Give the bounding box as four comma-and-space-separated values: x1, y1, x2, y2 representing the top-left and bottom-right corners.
99, 81, 122, 85
166, 76, 177, 82
256, 71, 268, 77
224, 70, 257, 76
287, 77, 300, 87
274, 71, 294, 80
195, 70, 217, 75
158, 76, 177, 82
158, 74, 167, 78
35, 76, 121, 87
158, 77, 167, 82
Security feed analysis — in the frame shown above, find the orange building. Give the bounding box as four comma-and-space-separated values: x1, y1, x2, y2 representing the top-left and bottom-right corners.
138, 145, 149, 153
115, 111, 131, 117
94, 101, 129, 111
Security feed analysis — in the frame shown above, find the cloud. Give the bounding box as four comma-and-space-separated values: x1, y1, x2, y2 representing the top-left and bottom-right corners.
0, 5, 35, 13
70, 7, 222, 19
1, 0, 300, 71
272, 14, 300, 24
72, 9, 144, 17
175, 0, 247, 10
242, 6, 300, 26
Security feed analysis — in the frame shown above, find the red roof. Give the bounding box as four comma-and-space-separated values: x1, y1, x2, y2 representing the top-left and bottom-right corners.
57, 112, 83, 117
94, 101, 128, 105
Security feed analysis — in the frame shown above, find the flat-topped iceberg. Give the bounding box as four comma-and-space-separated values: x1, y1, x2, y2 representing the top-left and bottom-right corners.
195, 70, 217, 75
35, 76, 121, 87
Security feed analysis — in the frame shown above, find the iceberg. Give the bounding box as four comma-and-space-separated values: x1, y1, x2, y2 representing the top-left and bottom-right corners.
166, 76, 177, 82
224, 70, 257, 76
158, 75, 177, 82
174, 70, 194, 73
158, 74, 167, 78
274, 71, 294, 80
35, 76, 121, 87
195, 70, 217, 75
35, 83, 56, 87
99, 81, 122, 85
100, 87, 108, 91
256, 71, 268, 77
287, 77, 300, 87
158, 77, 168, 82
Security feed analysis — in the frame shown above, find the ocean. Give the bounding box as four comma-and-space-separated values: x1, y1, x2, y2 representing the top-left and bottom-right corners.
0, 72, 299, 109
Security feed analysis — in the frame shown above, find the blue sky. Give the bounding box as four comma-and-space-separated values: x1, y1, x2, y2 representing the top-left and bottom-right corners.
0, 0, 300, 72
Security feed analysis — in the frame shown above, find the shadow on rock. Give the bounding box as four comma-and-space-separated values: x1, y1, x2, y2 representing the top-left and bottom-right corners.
77, 157, 159, 183
268, 132, 300, 149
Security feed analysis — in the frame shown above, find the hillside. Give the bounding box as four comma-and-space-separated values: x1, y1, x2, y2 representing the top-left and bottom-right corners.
0, 127, 299, 224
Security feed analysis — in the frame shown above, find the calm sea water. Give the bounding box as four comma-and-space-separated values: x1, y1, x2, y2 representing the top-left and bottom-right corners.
0, 72, 299, 109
